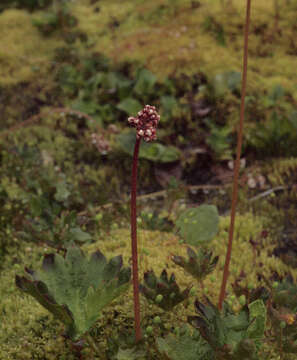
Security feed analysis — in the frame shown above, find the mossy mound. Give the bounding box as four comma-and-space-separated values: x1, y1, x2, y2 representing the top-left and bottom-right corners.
0, 9, 61, 86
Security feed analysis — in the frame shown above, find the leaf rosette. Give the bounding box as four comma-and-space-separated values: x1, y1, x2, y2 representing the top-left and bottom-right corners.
188, 297, 266, 359
139, 269, 191, 311
15, 245, 131, 340
172, 246, 218, 282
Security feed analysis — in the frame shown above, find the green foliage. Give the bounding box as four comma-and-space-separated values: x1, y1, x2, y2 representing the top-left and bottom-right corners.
204, 118, 233, 160
117, 98, 142, 115
175, 205, 219, 247
117, 131, 181, 163
133, 68, 157, 98
156, 325, 214, 360
272, 279, 297, 310
0, 0, 51, 12
21, 210, 92, 246
172, 246, 219, 282
202, 16, 226, 46
188, 298, 266, 359
139, 269, 191, 311
247, 84, 297, 157
247, 300, 267, 348
211, 71, 241, 98
32, 3, 78, 36
248, 111, 297, 157
269, 278, 297, 354
139, 210, 173, 232
15, 245, 131, 340
106, 329, 146, 360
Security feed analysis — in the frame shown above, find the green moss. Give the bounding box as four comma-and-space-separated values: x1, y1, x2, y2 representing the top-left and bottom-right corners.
2, 215, 297, 358
1, 0, 296, 99
69, 0, 297, 98
0, 9, 61, 86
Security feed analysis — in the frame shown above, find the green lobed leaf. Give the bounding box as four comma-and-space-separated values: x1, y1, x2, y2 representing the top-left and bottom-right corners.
247, 299, 266, 347
15, 245, 131, 340
172, 246, 218, 281
156, 326, 214, 360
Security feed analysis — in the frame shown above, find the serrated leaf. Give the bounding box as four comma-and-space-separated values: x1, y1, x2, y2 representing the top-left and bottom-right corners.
156, 326, 213, 360
189, 297, 259, 358
175, 205, 219, 246
247, 300, 266, 346
16, 245, 131, 340
172, 247, 218, 281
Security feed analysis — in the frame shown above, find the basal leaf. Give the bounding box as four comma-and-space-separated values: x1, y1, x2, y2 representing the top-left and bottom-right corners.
175, 205, 219, 246
16, 245, 131, 340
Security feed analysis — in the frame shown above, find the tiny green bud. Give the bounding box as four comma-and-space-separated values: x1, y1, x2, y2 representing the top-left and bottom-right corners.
280, 321, 286, 329
272, 281, 279, 289
247, 283, 254, 290
142, 248, 150, 256
153, 316, 161, 325
146, 326, 153, 335
147, 213, 153, 219
230, 295, 236, 301
170, 292, 176, 299
210, 275, 216, 283
203, 287, 208, 294
190, 287, 196, 296
155, 294, 163, 303
239, 294, 246, 306
95, 213, 103, 221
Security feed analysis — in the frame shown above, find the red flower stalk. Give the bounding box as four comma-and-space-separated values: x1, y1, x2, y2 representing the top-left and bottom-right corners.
218, 0, 252, 310
129, 105, 160, 342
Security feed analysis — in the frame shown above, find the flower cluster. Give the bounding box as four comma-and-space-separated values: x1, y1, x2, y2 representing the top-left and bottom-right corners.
128, 105, 160, 142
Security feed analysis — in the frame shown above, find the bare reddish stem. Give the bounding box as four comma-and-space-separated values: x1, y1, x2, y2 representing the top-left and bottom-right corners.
218, 0, 252, 310
131, 137, 142, 342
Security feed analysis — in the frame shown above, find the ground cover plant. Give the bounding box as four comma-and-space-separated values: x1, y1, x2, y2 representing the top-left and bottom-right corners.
1, 0, 297, 359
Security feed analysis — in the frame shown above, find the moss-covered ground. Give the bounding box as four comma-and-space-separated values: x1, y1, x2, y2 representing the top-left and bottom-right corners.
0, 0, 297, 358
